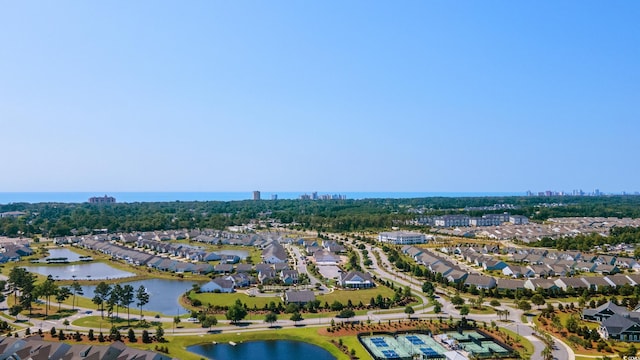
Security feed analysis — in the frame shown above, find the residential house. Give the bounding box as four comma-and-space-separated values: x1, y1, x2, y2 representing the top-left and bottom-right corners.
583, 301, 634, 322
314, 250, 340, 265
580, 277, 612, 292
280, 270, 299, 285
594, 264, 620, 275
446, 270, 468, 284
284, 290, 316, 305
464, 274, 496, 289
599, 314, 640, 342
482, 259, 507, 271
502, 265, 534, 278
524, 278, 559, 292
496, 279, 526, 291
339, 270, 375, 288
261, 243, 288, 264
213, 264, 234, 274
554, 277, 589, 291
201, 278, 235, 293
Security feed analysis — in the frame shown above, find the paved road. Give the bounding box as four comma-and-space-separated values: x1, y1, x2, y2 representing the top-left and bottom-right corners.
2, 239, 574, 360
286, 244, 329, 294
356, 238, 572, 360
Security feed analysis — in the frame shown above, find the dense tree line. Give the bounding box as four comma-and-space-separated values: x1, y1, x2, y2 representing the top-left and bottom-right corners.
6, 268, 150, 325
2, 195, 640, 237
531, 226, 640, 251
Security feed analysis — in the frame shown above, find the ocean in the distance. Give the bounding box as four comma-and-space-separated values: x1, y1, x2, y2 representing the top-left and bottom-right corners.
0, 191, 523, 205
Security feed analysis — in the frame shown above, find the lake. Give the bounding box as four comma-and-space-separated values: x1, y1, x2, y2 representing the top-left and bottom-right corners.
81, 278, 205, 315
188, 340, 336, 360
42, 248, 84, 262
24, 263, 135, 280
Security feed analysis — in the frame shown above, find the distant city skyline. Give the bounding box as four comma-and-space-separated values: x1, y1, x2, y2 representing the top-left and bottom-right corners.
1, 2, 638, 192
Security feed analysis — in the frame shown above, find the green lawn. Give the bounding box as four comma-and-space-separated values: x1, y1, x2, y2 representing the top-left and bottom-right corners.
72, 315, 206, 330
189, 292, 283, 309
188, 286, 397, 311
500, 326, 535, 359
319, 287, 395, 305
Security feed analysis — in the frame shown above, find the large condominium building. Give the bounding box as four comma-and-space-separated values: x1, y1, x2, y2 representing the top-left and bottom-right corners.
378, 231, 426, 245
253, 191, 261, 200
88, 195, 116, 204
433, 212, 528, 227
434, 215, 470, 227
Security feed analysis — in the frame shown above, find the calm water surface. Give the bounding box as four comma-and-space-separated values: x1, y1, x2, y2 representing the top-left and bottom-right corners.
24, 263, 135, 280
43, 248, 84, 262
81, 278, 204, 315
188, 340, 336, 360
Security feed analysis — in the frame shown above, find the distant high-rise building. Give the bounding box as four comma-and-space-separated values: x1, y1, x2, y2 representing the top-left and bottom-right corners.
271, 194, 278, 200
88, 195, 116, 204
312, 192, 318, 200
253, 191, 261, 200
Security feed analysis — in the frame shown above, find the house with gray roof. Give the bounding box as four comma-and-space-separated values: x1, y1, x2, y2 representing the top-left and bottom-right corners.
261, 243, 288, 264
0, 335, 174, 360
339, 270, 375, 288
464, 274, 496, 289
201, 278, 235, 293
554, 277, 589, 291
581, 276, 613, 292
284, 290, 315, 305
599, 314, 640, 342
496, 279, 526, 291
314, 250, 340, 265
446, 270, 468, 284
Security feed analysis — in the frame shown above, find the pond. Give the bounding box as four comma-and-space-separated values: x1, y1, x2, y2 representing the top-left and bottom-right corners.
24, 263, 135, 280
216, 249, 249, 259
81, 278, 205, 315
42, 248, 85, 262
188, 340, 336, 360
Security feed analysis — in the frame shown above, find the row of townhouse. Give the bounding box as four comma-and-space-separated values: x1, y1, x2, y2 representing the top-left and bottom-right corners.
403, 245, 640, 294
462, 274, 640, 293
402, 246, 470, 284
294, 238, 347, 254
55, 229, 288, 249
296, 239, 343, 265
77, 238, 215, 274
134, 238, 242, 263
136, 239, 207, 261
456, 244, 640, 278
0, 336, 173, 360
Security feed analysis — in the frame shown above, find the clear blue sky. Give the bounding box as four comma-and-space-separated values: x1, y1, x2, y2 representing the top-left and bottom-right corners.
1, 1, 638, 193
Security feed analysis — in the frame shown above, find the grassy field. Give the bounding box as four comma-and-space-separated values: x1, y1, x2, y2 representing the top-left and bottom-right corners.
72, 316, 203, 330
189, 292, 282, 309
500, 326, 535, 359
188, 286, 398, 310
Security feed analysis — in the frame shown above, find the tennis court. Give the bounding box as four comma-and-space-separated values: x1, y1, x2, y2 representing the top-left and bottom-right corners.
397, 333, 447, 359
360, 335, 410, 359
444, 330, 512, 358
362, 333, 446, 360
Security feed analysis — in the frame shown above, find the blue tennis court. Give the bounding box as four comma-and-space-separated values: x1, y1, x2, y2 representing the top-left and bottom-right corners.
406, 335, 425, 345
420, 347, 439, 356
381, 350, 399, 358
371, 338, 389, 347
